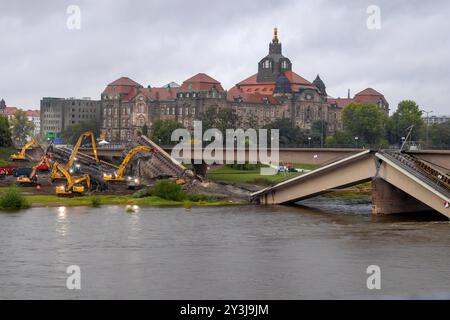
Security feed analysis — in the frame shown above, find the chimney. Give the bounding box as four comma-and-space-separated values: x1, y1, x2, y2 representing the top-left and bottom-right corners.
347, 88, 351, 99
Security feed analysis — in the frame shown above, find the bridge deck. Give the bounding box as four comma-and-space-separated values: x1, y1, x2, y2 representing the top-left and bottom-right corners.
252, 149, 450, 218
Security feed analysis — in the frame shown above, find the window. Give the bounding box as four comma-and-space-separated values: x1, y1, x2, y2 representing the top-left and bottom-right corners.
263, 60, 271, 68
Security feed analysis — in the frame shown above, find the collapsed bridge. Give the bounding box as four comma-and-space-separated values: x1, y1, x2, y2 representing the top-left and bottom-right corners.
251, 149, 450, 219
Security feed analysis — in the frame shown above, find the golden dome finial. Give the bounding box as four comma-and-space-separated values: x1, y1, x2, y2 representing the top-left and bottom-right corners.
272, 27, 279, 43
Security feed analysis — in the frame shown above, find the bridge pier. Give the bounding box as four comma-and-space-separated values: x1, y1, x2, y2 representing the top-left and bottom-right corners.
371, 177, 432, 215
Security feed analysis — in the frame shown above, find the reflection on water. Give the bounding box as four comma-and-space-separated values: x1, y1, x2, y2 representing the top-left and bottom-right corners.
0, 197, 449, 299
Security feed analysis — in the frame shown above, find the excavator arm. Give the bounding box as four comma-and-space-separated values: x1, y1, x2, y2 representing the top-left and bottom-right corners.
10, 138, 40, 160
54, 161, 90, 195
66, 131, 99, 170
103, 145, 152, 181
51, 131, 99, 180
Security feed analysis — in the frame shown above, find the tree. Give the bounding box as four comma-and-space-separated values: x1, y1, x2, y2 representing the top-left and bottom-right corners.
387, 100, 424, 145
311, 120, 328, 147
429, 121, 450, 149
0, 116, 12, 147
342, 102, 387, 145
264, 118, 306, 147
151, 120, 185, 145
325, 130, 354, 147
61, 119, 100, 145
10, 110, 35, 146
201, 107, 239, 133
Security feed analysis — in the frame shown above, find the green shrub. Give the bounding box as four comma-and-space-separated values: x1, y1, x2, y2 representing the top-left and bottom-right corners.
0, 186, 29, 210
227, 163, 263, 171
90, 196, 101, 207
151, 180, 186, 201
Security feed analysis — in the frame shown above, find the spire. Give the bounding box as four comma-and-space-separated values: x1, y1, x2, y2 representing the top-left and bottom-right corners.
347, 88, 350, 99
313, 75, 327, 96
272, 27, 279, 44
269, 27, 282, 54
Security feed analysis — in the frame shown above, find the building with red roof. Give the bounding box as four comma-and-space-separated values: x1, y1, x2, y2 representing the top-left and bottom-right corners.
97, 28, 389, 142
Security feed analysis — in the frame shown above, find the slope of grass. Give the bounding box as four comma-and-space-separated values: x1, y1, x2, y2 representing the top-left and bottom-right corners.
207, 163, 319, 186
21, 194, 237, 208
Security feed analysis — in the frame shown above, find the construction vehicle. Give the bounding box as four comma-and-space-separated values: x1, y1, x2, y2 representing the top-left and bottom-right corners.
16, 156, 52, 185
10, 138, 40, 161
103, 145, 152, 182
51, 131, 99, 180
52, 161, 91, 196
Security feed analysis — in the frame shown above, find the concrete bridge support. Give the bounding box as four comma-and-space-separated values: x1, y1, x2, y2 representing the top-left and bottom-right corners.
371, 177, 432, 215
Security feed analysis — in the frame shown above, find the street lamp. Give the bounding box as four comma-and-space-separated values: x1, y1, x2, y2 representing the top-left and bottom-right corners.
421, 109, 433, 149
354, 136, 359, 148
308, 136, 311, 148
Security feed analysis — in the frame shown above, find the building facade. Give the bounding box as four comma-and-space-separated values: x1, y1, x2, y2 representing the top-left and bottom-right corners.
100, 29, 389, 142
40, 97, 101, 138
0, 99, 40, 136
425, 115, 449, 125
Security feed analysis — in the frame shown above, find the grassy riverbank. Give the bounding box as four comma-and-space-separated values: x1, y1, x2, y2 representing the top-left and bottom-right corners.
207, 163, 319, 186
23, 194, 237, 208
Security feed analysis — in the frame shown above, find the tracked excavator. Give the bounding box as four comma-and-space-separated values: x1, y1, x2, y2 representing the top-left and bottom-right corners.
10, 138, 40, 161
53, 161, 91, 196
103, 145, 153, 188
51, 131, 99, 181
16, 155, 52, 185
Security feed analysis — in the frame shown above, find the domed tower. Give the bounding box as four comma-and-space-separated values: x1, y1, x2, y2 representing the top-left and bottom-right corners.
313, 75, 327, 96
257, 28, 292, 83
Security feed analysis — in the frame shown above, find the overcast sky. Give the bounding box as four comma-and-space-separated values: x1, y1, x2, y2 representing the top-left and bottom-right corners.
1, 0, 449, 114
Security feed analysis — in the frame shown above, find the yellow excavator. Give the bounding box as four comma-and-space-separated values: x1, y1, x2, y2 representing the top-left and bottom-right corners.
10, 138, 40, 161
103, 145, 152, 182
53, 161, 91, 196
51, 131, 99, 181
16, 155, 52, 185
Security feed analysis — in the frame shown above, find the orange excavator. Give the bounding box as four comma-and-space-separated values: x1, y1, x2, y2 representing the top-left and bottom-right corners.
16, 156, 52, 186
52, 161, 90, 196
51, 131, 99, 181
10, 138, 40, 161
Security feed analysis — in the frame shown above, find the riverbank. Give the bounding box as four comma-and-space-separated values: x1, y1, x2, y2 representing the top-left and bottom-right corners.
24, 194, 239, 208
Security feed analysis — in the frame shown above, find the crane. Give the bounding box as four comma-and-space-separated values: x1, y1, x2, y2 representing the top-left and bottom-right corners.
51, 131, 99, 180
10, 138, 40, 161
103, 145, 152, 182
53, 161, 91, 196
16, 155, 52, 185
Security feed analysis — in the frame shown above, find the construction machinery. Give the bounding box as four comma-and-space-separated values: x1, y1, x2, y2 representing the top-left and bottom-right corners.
51, 131, 99, 181
52, 161, 91, 196
16, 156, 52, 185
10, 138, 40, 161
103, 145, 152, 182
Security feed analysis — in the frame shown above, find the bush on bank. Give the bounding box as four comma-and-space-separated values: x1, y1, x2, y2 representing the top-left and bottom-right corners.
0, 186, 30, 211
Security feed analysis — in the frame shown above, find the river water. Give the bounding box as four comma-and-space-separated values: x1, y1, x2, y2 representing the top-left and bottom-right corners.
1, 197, 449, 299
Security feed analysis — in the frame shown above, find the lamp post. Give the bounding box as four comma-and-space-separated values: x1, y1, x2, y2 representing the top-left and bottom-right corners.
421, 109, 432, 149
308, 136, 311, 148
401, 136, 405, 149
354, 136, 359, 148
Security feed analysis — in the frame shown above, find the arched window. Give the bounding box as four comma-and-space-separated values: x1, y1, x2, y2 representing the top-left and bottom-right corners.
281, 60, 288, 69
263, 60, 271, 69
